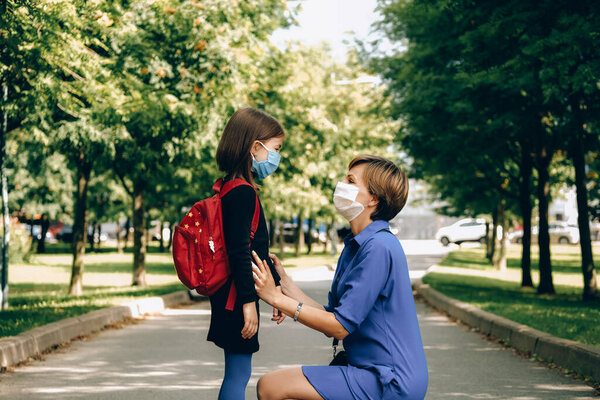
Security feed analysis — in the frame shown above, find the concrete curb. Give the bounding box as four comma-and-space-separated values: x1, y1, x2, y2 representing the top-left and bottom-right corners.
0, 290, 199, 370
413, 280, 600, 383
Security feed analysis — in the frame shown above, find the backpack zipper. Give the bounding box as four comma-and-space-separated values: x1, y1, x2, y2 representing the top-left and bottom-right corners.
208, 237, 215, 260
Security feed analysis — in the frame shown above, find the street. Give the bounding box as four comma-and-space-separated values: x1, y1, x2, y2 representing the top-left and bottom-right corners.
0, 245, 597, 399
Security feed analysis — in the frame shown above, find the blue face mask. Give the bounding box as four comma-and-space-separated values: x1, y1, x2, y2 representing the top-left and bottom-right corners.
251, 141, 281, 179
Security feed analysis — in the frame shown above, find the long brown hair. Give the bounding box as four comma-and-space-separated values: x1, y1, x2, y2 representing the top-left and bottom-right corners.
216, 107, 285, 187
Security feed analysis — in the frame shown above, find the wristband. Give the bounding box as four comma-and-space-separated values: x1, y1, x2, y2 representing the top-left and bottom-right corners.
293, 302, 303, 322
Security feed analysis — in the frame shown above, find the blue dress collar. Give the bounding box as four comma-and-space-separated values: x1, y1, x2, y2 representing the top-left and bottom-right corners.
343, 220, 390, 247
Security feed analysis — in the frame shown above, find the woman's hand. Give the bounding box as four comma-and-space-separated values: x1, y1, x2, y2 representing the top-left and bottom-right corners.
252, 250, 280, 306
269, 253, 288, 282
241, 301, 258, 339
272, 286, 286, 324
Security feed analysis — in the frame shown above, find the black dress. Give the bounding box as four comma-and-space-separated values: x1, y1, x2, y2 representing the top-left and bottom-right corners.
206, 181, 281, 354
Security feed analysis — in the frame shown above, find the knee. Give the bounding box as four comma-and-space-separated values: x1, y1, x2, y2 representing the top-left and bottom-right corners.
256, 374, 276, 400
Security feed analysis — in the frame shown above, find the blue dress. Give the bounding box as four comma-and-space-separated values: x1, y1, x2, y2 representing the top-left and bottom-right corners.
302, 220, 429, 399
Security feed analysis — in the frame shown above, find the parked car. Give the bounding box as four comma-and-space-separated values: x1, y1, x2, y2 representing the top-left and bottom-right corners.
148, 221, 171, 242
279, 222, 326, 244
281, 222, 297, 243
24, 223, 55, 242
435, 218, 487, 246
508, 222, 580, 244
55, 224, 74, 242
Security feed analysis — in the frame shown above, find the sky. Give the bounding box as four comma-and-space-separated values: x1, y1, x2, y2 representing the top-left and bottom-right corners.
270, 0, 386, 61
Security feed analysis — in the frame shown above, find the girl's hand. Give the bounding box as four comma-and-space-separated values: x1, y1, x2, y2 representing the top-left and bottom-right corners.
252, 250, 279, 305
272, 286, 286, 324
241, 302, 258, 339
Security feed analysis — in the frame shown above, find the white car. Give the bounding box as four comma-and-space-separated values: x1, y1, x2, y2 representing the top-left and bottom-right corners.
508, 222, 580, 244
435, 218, 487, 246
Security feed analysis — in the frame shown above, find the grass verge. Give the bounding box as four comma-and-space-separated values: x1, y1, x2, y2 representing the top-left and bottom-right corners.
423, 244, 600, 347
2, 245, 336, 338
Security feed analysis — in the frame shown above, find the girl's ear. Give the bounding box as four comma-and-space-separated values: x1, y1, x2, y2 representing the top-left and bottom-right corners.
250, 140, 261, 155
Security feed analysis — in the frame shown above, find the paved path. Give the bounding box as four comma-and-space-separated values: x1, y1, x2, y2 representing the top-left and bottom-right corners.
0, 252, 598, 399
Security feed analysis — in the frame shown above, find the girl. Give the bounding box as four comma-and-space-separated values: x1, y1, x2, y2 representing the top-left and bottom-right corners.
210, 107, 286, 399
252, 155, 429, 400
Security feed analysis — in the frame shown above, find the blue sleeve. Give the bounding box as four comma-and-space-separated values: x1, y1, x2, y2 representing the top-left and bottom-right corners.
324, 291, 333, 312
332, 241, 390, 334
325, 248, 347, 312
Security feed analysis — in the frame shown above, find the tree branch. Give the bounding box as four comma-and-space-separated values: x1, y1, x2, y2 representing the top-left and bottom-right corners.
56, 102, 80, 118
114, 164, 133, 196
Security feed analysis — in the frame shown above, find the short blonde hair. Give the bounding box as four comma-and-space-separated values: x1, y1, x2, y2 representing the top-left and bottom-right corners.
348, 155, 409, 221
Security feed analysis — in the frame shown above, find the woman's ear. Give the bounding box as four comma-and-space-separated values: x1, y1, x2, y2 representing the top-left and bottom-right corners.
367, 194, 379, 208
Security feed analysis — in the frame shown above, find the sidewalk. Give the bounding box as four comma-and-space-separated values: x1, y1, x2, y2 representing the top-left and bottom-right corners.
0, 276, 597, 399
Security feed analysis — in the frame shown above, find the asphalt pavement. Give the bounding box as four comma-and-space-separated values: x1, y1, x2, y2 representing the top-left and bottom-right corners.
0, 242, 598, 399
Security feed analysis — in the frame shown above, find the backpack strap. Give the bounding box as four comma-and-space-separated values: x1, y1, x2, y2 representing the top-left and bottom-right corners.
216, 178, 260, 238
214, 178, 261, 311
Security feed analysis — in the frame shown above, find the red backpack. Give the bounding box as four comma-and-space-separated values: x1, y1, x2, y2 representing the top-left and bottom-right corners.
172, 178, 259, 311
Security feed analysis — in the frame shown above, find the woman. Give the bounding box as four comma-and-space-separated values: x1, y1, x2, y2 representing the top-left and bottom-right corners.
251, 155, 429, 400
210, 107, 286, 400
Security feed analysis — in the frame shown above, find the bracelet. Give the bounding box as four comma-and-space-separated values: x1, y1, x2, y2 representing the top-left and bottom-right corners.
293, 302, 303, 322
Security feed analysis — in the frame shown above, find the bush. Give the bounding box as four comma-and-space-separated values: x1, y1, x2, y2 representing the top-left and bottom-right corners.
7, 221, 32, 264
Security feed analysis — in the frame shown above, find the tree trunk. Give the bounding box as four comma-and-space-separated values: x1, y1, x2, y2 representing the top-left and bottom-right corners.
167, 221, 175, 252
519, 143, 534, 287
159, 221, 164, 253
116, 220, 123, 254
69, 156, 91, 296
132, 185, 147, 286
571, 128, 598, 300
492, 200, 507, 271
145, 219, 150, 253
487, 207, 498, 262
124, 217, 131, 250
277, 219, 285, 260
324, 222, 330, 253
536, 145, 554, 294
37, 215, 49, 253
89, 222, 96, 252
96, 223, 102, 251
269, 219, 275, 247
484, 221, 490, 257
329, 218, 339, 257
295, 210, 304, 258
306, 218, 313, 255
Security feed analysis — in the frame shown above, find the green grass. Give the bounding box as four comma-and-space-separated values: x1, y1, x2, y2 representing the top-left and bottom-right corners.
2, 245, 337, 338
40, 242, 172, 254
279, 251, 338, 269
425, 244, 600, 347
440, 243, 600, 274
0, 282, 186, 337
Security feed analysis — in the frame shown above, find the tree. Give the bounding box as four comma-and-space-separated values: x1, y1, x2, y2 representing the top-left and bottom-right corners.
373, 0, 600, 298
1, 0, 113, 297
252, 45, 398, 258
103, 0, 290, 285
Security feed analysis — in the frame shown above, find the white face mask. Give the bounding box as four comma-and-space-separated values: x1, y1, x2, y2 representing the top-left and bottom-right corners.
333, 181, 365, 222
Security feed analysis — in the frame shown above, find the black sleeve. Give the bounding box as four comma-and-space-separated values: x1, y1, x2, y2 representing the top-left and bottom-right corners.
266, 250, 281, 287
221, 185, 259, 304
